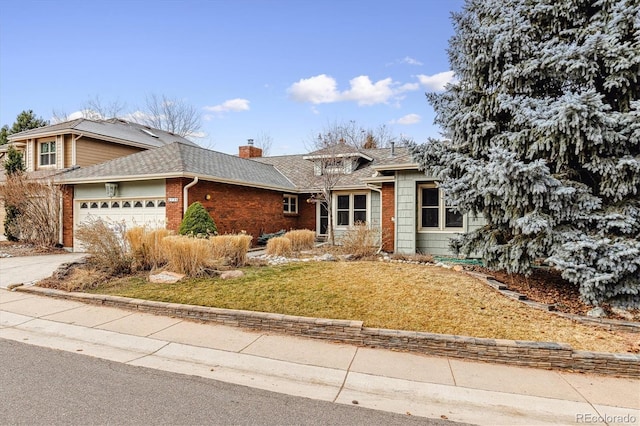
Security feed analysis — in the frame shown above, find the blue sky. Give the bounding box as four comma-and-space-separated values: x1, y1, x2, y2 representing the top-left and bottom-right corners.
0, 0, 464, 155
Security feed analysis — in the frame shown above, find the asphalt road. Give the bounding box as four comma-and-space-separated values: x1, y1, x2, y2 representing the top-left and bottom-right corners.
0, 339, 463, 425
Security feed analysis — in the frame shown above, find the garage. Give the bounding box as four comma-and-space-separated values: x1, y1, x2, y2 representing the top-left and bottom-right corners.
73, 197, 166, 250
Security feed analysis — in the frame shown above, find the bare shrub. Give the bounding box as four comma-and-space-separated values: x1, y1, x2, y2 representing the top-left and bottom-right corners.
39, 267, 110, 292
126, 227, 171, 270
283, 229, 316, 252
210, 234, 253, 267
339, 222, 381, 259
75, 218, 132, 275
265, 236, 292, 257
161, 236, 218, 276
0, 174, 61, 248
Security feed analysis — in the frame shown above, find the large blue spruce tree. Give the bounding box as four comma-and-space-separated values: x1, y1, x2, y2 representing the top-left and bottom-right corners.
410, 0, 639, 307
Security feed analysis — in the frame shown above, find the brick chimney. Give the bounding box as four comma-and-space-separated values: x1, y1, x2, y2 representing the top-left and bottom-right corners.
239, 138, 263, 159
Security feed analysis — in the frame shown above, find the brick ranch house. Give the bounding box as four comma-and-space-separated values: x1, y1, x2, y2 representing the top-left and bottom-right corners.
1, 118, 483, 255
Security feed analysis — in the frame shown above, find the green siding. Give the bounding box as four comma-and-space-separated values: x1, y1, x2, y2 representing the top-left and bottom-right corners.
394, 170, 485, 257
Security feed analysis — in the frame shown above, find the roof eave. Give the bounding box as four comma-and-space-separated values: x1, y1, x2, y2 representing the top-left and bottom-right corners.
59, 172, 295, 193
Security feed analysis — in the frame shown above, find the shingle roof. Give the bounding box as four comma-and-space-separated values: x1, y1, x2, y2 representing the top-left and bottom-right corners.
8, 118, 196, 149
252, 146, 414, 190
58, 142, 296, 190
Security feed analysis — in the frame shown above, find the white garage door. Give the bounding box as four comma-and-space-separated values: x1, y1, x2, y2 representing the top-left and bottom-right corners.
74, 198, 166, 251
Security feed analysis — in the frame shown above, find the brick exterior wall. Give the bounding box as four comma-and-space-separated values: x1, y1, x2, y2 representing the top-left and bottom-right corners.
165, 178, 187, 232
61, 185, 74, 248
381, 182, 395, 252
167, 179, 316, 243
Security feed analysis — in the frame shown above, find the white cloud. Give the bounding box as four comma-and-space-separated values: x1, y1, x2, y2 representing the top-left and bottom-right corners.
204, 98, 251, 113
401, 56, 423, 66
287, 74, 340, 104
417, 70, 456, 92
341, 76, 395, 106
288, 74, 398, 106
391, 113, 421, 125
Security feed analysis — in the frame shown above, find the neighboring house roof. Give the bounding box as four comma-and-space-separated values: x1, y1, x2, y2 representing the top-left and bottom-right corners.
303, 143, 374, 161
7, 118, 197, 149
253, 146, 414, 191
58, 142, 296, 191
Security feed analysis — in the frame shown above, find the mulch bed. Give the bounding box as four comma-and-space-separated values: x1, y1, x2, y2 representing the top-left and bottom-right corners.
0, 241, 67, 258
468, 265, 640, 321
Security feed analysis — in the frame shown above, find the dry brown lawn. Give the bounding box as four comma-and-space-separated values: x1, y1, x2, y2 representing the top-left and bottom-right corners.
86, 261, 638, 353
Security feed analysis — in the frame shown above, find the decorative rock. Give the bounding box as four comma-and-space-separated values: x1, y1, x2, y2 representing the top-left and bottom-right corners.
220, 270, 244, 280
611, 307, 635, 321
316, 253, 336, 262
453, 265, 464, 272
149, 271, 185, 284
587, 307, 606, 318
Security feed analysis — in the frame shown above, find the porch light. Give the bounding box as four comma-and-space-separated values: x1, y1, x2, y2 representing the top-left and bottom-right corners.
105, 183, 119, 198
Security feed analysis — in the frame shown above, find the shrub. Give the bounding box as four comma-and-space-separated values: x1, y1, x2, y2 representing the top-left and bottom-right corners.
210, 234, 253, 267
0, 173, 61, 247
339, 222, 380, 259
283, 229, 316, 252
265, 236, 292, 257
161, 235, 218, 276
179, 202, 217, 237
126, 227, 171, 271
75, 218, 132, 275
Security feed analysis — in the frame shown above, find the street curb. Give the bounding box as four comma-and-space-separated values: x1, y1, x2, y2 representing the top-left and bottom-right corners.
14, 286, 640, 378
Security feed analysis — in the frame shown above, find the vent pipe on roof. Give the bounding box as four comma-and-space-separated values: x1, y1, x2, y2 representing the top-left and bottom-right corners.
390, 141, 395, 156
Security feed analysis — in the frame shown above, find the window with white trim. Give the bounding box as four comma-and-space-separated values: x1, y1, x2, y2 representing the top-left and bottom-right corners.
39, 141, 56, 166
335, 193, 368, 227
418, 184, 463, 231
283, 194, 298, 214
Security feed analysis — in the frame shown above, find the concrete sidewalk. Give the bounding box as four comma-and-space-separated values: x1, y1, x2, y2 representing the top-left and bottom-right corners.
1, 288, 638, 425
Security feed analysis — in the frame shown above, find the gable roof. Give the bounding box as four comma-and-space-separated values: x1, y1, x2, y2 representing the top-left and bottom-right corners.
58, 142, 296, 191
253, 146, 413, 191
7, 118, 197, 149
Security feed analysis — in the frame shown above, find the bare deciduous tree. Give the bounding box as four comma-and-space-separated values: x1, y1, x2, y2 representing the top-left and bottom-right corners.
52, 95, 127, 123
135, 94, 202, 138
0, 172, 61, 248
253, 131, 273, 156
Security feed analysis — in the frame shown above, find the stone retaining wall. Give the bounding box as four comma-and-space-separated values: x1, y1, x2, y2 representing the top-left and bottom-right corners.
15, 286, 640, 378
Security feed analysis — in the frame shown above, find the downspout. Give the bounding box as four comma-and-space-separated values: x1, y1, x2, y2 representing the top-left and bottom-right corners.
72, 133, 83, 166
366, 183, 384, 254
183, 176, 199, 216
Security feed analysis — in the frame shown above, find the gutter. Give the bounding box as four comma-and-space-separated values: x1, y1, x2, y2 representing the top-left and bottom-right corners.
183, 176, 199, 214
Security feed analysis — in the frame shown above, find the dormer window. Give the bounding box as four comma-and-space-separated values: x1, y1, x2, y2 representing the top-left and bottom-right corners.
39, 141, 56, 166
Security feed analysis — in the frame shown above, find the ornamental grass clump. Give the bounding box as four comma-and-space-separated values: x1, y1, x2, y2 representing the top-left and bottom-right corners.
210, 234, 253, 267
161, 235, 216, 277
126, 227, 171, 271
265, 236, 292, 257
283, 229, 316, 252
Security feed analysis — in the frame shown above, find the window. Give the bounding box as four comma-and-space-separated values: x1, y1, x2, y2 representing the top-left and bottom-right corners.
335, 193, 368, 227
39, 141, 56, 166
418, 184, 463, 231
283, 195, 298, 214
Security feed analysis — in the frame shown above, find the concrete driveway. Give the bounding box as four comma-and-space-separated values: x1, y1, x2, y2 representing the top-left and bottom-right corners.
0, 253, 87, 289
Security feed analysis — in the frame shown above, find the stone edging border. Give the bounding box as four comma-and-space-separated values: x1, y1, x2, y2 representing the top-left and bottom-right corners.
13, 286, 640, 379
464, 271, 640, 334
